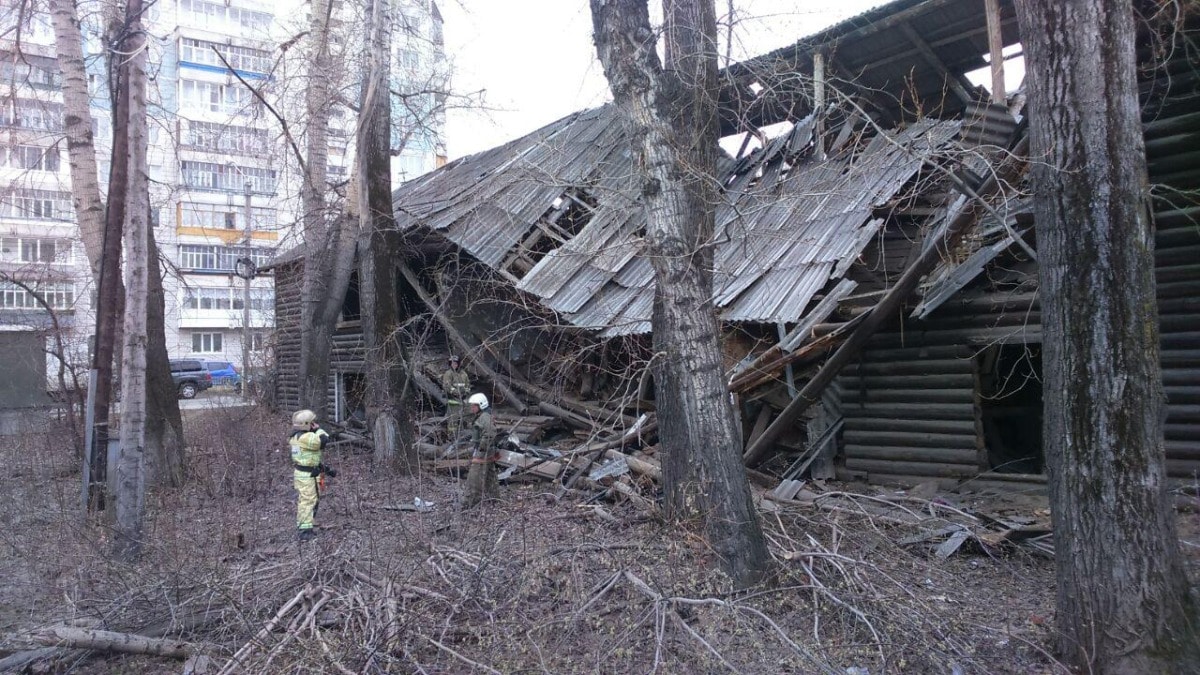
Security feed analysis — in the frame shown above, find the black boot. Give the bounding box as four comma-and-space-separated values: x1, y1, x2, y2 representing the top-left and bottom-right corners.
298, 528, 316, 542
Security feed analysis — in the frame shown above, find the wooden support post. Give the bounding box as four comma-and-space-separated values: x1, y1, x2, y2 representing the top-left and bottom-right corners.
395, 260, 525, 410
984, 0, 1006, 103
742, 137, 1030, 466
813, 50, 826, 160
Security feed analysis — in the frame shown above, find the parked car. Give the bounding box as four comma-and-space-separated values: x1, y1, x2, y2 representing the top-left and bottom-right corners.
170, 359, 214, 399
202, 360, 241, 389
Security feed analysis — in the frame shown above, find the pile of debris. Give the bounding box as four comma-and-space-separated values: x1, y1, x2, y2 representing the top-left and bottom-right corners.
766, 478, 1055, 559
422, 411, 664, 514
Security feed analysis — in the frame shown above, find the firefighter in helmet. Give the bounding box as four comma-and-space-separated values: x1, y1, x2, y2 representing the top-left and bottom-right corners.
289, 409, 331, 541
463, 392, 499, 507
440, 355, 471, 436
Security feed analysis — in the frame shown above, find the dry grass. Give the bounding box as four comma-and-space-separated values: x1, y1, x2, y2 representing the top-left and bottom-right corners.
0, 405, 1125, 674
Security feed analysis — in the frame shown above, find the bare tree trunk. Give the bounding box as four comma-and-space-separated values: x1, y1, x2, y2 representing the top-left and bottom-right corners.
145, 231, 185, 487
55, 0, 184, 499
358, 0, 418, 473
49, 0, 105, 274
113, 0, 150, 561
1013, 1, 1196, 672
590, 0, 769, 587
298, 0, 336, 417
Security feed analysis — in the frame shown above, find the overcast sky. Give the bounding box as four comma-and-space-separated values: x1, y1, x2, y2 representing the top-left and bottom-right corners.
438, 1, 889, 159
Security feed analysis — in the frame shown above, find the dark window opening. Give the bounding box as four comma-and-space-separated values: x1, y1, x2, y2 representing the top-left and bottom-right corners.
977, 343, 1043, 474
503, 189, 597, 279
339, 371, 367, 426
341, 269, 361, 322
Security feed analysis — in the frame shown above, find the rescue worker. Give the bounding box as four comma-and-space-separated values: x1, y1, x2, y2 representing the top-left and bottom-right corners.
289, 409, 331, 541
463, 392, 499, 507
440, 355, 471, 436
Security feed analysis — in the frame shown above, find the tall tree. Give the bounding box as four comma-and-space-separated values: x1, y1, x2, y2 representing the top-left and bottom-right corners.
357, 0, 418, 472
296, 0, 350, 420
590, 0, 769, 587
113, 0, 150, 560
1013, 1, 1195, 671
51, 0, 185, 499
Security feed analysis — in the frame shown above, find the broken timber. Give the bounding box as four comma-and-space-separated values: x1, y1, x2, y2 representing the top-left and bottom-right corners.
742, 136, 1030, 466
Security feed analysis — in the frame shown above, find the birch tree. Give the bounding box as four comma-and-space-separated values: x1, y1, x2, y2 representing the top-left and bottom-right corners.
590, 0, 769, 587
1012, 0, 1196, 671
50, 0, 185, 498
357, 0, 418, 471
112, 0, 149, 560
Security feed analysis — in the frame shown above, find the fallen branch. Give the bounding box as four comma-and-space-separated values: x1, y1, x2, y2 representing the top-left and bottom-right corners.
28, 625, 197, 659
426, 637, 503, 675
217, 586, 314, 675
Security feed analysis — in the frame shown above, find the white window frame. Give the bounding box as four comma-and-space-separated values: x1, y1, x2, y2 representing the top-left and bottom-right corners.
0, 189, 72, 221
180, 160, 277, 194
0, 281, 75, 310
192, 331, 223, 353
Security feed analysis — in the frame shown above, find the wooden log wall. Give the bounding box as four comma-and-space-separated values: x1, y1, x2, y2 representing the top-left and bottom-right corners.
273, 261, 303, 412
836, 36, 1200, 487
837, 341, 985, 485
1145, 38, 1200, 478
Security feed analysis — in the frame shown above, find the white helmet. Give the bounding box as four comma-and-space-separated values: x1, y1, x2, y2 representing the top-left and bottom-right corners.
467, 393, 489, 410
292, 409, 317, 427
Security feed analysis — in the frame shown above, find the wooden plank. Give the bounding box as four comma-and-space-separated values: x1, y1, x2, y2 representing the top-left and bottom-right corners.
842, 402, 977, 420
838, 373, 976, 389
844, 417, 977, 435
844, 429, 980, 450
984, 0, 1006, 103
841, 388, 976, 404
778, 281, 859, 351
844, 444, 978, 464
844, 458, 979, 478
842, 358, 973, 376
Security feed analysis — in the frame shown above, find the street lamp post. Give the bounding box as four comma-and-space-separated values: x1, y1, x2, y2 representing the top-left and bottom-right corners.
241, 181, 252, 399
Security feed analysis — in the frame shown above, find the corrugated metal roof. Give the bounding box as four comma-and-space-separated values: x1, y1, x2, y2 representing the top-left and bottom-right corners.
390, 107, 962, 336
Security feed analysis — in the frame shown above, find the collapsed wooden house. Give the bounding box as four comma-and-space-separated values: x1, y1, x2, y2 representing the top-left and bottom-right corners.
270, 0, 1199, 493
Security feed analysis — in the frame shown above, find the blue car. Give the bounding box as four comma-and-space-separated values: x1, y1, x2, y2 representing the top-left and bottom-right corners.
203, 360, 241, 389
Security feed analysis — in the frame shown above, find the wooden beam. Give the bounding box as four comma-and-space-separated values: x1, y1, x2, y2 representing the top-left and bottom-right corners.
395, 259, 525, 410
742, 136, 1030, 467
898, 21, 975, 105
984, 0, 1006, 103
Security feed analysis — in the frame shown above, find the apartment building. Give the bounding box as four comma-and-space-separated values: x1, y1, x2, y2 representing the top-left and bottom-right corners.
0, 0, 446, 405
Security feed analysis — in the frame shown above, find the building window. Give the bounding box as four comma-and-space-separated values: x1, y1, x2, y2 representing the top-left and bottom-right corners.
0, 55, 61, 88
179, 244, 274, 272
0, 189, 73, 221
2, 144, 60, 172
0, 281, 75, 310
182, 120, 269, 155
180, 161, 277, 194
180, 202, 276, 230
398, 48, 419, 71
184, 286, 274, 310
180, 38, 272, 75
1, 237, 71, 264
180, 79, 262, 116
192, 332, 223, 353
180, 0, 272, 32
0, 98, 64, 131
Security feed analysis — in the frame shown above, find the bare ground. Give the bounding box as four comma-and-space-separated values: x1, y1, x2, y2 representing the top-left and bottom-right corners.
0, 407, 1195, 674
